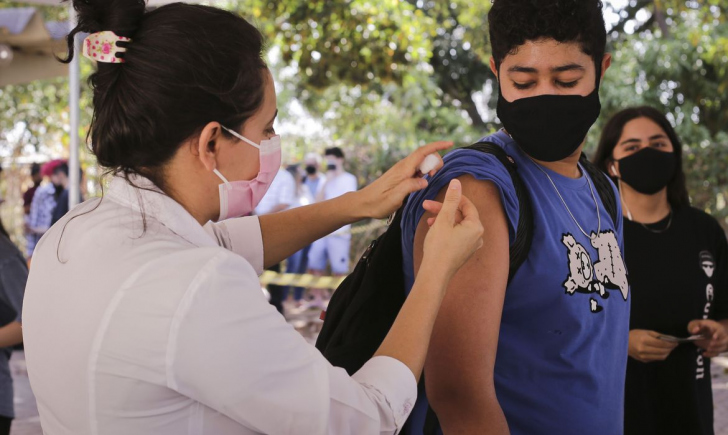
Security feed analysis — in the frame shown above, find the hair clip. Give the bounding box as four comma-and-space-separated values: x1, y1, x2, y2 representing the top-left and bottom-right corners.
82, 31, 131, 64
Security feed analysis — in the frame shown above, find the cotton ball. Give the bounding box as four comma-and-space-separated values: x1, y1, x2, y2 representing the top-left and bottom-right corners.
419, 153, 440, 174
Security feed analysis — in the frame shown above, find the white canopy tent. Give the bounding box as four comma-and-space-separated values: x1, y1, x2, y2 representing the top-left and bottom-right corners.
1, 0, 221, 207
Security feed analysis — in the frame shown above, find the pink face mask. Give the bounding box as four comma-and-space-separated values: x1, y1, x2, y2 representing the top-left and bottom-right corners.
214, 126, 282, 221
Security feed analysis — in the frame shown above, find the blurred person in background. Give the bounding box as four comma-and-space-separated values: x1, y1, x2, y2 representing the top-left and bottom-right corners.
283, 163, 315, 309
0, 214, 30, 435
22, 163, 43, 258
255, 166, 297, 313
594, 106, 728, 435
303, 152, 326, 199
25, 159, 66, 260
307, 147, 358, 309
50, 163, 85, 226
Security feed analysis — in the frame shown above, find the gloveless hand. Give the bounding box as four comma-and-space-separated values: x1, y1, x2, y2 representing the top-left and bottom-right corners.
421, 179, 484, 282
628, 329, 678, 363
354, 141, 451, 220
689, 319, 728, 358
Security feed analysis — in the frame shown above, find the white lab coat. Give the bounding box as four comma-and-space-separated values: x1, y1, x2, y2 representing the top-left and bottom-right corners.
22, 175, 416, 435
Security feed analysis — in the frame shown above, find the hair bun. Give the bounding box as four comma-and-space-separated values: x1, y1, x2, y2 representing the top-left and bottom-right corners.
70, 0, 145, 37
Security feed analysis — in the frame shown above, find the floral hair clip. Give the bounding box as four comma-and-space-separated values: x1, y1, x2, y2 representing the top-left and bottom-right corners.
82, 31, 131, 64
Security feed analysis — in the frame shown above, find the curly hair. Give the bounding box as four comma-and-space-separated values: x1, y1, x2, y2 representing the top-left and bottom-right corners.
488, 0, 607, 71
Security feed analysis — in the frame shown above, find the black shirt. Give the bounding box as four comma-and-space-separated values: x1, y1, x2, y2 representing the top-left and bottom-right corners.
51, 189, 69, 227
624, 207, 728, 435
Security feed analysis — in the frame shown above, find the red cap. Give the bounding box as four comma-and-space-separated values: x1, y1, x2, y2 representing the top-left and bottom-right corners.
40, 159, 67, 177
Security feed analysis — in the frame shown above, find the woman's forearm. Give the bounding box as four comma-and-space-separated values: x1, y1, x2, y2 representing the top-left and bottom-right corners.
0, 322, 22, 348
257, 141, 452, 268
373, 264, 451, 382
259, 192, 367, 268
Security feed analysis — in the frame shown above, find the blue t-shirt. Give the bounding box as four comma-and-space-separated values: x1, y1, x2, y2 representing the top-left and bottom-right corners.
401, 131, 630, 435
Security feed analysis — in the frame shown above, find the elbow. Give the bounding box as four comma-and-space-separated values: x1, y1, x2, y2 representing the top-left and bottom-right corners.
427, 382, 505, 432
428, 384, 490, 414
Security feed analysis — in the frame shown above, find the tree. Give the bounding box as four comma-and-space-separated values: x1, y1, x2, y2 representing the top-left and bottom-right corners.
595, 0, 728, 228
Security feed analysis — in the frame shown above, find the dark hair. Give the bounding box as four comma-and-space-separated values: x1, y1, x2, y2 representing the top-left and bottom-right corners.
63, 0, 268, 190
325, 147, 345, 159
593, 106, 690, 209
30, 163, 41, 177
53, 163, 70, 177
488, 0, 607, 73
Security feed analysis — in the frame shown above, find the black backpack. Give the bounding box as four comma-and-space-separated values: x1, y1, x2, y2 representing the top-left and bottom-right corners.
314, 142, 617, 433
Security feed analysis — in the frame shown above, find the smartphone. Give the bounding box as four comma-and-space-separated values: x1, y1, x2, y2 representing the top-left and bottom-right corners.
657, 334, 706, 343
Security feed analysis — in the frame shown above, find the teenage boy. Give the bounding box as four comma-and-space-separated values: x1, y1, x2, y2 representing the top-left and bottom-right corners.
401, 1, 629, 434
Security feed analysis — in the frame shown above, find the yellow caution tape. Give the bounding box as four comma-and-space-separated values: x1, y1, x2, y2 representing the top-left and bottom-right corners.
259, 271, 347, 289
330, 219, 387, 237
350, 219, 387, 234
258, 220, 387, 288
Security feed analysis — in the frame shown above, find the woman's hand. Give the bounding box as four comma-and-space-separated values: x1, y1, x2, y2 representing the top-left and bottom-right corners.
354, 141, 452, 219
689, 319, 728, 357
420, 179, 484, 284
628, 329, 678, 363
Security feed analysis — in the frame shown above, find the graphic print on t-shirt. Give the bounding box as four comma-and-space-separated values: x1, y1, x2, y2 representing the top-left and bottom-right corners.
700, 251, 715, 278
562, 230, 629, 313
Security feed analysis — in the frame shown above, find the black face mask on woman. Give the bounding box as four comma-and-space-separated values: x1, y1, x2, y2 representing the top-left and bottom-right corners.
496, 70, 602, 162
615, 147, 676, 195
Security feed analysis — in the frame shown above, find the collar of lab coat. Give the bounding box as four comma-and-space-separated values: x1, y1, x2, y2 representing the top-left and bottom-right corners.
106, 174, 218, 249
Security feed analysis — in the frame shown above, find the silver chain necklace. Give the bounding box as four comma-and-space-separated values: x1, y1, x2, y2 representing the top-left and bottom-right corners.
639, 208, 673, 233
530, 159, 602, 240
619, 181, 673, 233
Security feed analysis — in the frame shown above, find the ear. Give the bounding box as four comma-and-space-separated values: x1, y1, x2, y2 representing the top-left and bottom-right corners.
609, 160, 620, 178
489, 57, 498, 79
600, 53, 612, 81
196, 122, 224, 172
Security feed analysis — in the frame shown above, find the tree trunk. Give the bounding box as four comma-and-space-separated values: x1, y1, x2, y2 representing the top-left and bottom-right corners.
653, 0, 671, 38
462, 94, 486, 129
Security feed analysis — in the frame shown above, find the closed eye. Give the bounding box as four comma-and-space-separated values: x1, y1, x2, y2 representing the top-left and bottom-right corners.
513, 81, 535, 90
556, 80, 579, 88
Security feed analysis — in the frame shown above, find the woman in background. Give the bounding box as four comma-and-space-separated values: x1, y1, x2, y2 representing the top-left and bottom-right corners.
594, 106, 728, 435
0, 216, 30, 435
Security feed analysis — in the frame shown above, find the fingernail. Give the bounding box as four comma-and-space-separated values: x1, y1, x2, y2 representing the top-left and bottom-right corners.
449, 179, 461, 190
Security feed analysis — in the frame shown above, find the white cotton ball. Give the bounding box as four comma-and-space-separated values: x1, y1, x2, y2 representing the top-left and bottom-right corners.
419, 153, 440, 174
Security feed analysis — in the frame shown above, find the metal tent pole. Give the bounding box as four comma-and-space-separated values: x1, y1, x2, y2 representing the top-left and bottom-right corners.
68, 3, 80, 207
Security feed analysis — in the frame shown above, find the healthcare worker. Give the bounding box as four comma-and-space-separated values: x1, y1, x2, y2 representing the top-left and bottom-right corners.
22, 1, 484, 435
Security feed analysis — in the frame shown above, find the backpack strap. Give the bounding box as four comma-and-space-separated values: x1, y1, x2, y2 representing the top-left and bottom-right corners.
579, 155, 619, 227
462, 142, 534, 283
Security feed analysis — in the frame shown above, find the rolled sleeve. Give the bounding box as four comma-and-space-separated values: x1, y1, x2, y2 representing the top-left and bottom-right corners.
352, 357, 417, 432
327, 356, 417, 434
204, 217, 264, 275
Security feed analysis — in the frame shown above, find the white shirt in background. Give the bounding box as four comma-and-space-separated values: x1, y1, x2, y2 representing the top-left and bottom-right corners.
22, 175, 416, 435
319, 171, 358, 237
255, 167, 296, 216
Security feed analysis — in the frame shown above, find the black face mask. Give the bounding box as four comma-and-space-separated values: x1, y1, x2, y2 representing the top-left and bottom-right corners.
616, 147, 676, 195
327, 164, 337, 172
496, 77, 602, 162
305, 165, 317, 175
